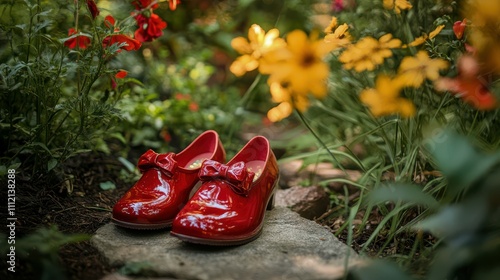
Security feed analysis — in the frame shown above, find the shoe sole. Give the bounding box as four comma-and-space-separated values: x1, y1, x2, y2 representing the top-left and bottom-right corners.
170, 227, 263, 246
111, 218, 173, 230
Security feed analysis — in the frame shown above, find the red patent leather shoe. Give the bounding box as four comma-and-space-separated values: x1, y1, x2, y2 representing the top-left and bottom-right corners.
170, 135, 279, 245
112, 130, 226, 229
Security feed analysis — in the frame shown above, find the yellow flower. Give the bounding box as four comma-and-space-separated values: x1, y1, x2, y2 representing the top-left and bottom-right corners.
403, 25, 445, 48
324, 23, 352, 50
339, 34, 401, 72
324, 17, 338, 34
259, 30, 331, 121
261, 30, 331, 98
230, 24, 286, 76
397, 51, 449, 87
360, 74, 416, 118
383, 0, 413, 14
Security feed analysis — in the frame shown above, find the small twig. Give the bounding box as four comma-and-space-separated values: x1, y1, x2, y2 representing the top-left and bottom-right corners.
54, 206, 78, 214
83, 206, 112, 212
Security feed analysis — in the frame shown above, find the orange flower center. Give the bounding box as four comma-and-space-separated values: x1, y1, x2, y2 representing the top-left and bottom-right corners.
301, 52, 316, 67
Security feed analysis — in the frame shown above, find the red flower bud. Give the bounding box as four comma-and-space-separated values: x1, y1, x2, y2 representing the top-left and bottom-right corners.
86, 0, 100, 19
453, 19, 467, 39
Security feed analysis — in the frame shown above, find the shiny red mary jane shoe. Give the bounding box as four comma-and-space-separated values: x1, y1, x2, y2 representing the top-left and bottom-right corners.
112, 130, 226, 230
170, 135, 279, 245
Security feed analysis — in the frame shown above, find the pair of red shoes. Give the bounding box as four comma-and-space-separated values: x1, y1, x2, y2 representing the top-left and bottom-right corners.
112, 130, 279, 246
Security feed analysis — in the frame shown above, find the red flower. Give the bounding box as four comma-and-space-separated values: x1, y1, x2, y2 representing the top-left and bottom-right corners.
134, 13, 167, 42
103, 34, 142, 52
111, 70, 128, 89
102, 15, 142, 52
132, 0, 159, 10
115, 70, 128, 79
104, 15, 115, 29
160, 129, 172, 142
175, 93, 190, 100
435, 55, 497, 110
64, 28, 91, 49
86, 0, 100, 19
189, 102, 199, 112
332, 0, 355, 12
169, 0, 180, 11
453, 19, 467, 40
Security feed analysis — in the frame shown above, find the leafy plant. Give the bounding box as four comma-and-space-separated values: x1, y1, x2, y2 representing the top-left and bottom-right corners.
353, 130, 500, 279
0, 0, 186, 182
0, 226, 89, 280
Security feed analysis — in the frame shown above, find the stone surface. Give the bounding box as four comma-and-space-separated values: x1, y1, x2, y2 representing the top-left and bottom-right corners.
275, 186, 330, 220
92, 207, 358, 280
279, 160, 362, 193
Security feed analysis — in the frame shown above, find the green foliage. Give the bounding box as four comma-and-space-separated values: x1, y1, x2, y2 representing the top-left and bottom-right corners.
361, 131, 500, 279
113, 50, 243, 153
0, 0, 127, 180
0, 226, 89, 280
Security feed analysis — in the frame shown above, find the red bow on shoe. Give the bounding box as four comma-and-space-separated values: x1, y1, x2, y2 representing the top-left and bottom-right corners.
137, 150, 177, 177
199, 160, 255, 196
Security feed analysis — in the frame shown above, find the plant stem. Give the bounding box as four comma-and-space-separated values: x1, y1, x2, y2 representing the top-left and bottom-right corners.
295, 109, 347, 174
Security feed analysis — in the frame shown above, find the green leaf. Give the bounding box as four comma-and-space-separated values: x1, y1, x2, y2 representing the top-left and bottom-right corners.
414, 195, 487, 241
118, 157, 136, 173
349, 260, 414, 280
99, 181, 116, 191
368, 184, 440, 210
425, 130, 500, 197
110, 133, 127, 145
47, 158, 58, 171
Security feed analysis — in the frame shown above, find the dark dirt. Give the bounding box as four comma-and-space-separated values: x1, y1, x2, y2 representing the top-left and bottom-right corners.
1, 152, 129, 280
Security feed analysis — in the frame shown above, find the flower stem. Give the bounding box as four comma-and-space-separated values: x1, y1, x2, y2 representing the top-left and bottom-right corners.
240, 74, 262, 109
295, 109, 347, 175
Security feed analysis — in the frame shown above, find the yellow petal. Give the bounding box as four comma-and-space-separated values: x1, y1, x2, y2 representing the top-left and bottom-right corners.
380, 34, 402, 48
429, 25, 445, 39
229, 55, 258, 76
292, 94, 310, 112
267, 102, 293, 122
231, 37, 252, 54
269, 82, 291, 103
383, 0, 394, 10
248, 24, 265, 45
324, 17, 338, 34
398, 99, 416, 117
397, 71, 425, 87
286, 30, 309, 57
406, 35, 427, 47
377, 74, 402, 98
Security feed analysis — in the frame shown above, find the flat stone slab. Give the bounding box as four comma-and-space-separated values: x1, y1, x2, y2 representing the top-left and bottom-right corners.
92, 207, 358, 280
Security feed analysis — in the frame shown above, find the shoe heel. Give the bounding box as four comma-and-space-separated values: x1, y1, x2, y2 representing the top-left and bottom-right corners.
266, 193, 275, 210
266, 176, 279, 211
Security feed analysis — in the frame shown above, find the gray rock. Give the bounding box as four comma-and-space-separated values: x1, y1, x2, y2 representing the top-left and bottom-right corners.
92, 207, 358, 280
275, 186, 330, 220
